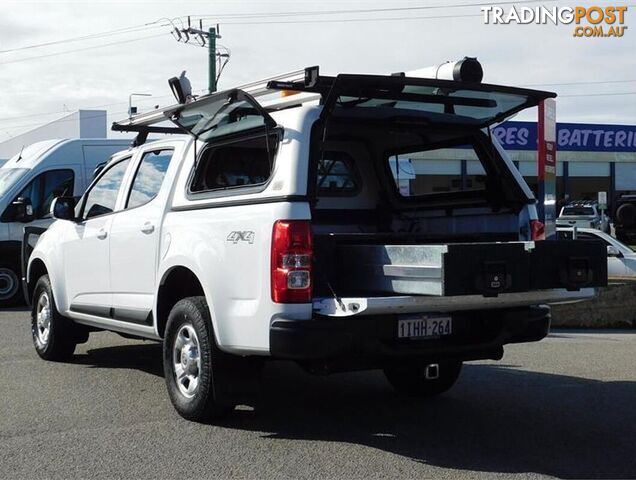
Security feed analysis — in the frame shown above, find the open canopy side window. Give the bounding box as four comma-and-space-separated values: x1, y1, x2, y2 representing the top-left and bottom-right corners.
111, 89, 277, 146
165, 89, 277, 143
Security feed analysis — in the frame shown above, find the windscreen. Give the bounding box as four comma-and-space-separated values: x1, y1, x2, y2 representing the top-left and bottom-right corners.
562, 206, 594, 216
0, 168, 28, 199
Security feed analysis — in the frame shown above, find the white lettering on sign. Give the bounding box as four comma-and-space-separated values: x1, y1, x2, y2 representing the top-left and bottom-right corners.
495, 124, 636, 151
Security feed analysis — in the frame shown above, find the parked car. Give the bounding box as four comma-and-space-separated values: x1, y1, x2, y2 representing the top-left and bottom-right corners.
557, 227, 636, 281
556, 201, 609, 233
25, 66, 607, 422
0, 138, 131, 306
613, 194, 636, 243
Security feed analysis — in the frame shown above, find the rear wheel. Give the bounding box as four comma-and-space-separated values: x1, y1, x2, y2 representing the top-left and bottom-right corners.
163, 297, 235, 422
384, 361, 462, 397
0, 263, 23, 307
31, 275, 78, 361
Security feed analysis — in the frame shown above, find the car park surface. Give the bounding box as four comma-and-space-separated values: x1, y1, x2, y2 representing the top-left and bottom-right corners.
1, 308, 634, 480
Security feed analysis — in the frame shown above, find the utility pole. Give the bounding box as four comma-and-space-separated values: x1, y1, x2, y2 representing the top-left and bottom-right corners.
208, 27, 216, 93
171, 18, 227, 94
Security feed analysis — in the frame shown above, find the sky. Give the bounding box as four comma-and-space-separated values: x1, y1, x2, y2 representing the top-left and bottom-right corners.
0, 0, 635, 141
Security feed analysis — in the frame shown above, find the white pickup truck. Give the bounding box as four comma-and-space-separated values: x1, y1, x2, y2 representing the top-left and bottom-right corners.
26, 65, 607, 421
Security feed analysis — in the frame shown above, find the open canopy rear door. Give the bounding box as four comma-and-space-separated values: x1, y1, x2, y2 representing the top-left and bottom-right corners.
320, 74, 556, 128
165, 89, 277, 142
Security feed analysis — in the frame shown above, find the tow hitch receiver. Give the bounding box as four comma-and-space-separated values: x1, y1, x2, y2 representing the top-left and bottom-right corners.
425, 363, 440, 380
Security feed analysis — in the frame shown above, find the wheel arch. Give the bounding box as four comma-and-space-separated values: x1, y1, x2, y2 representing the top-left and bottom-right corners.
155, 264, 218, 341
27, 257, 49, 302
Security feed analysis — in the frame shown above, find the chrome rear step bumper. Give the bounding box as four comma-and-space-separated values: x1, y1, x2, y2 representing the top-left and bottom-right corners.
313, 289, 594, 317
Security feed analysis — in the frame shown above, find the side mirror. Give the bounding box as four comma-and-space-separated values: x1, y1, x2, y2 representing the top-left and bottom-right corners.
51, 196, 76, 221
607, 245, 622, 258
12, 197, 34, 223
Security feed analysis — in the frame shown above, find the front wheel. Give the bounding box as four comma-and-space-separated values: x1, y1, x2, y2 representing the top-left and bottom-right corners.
163, 297, 235, 422
384, 361, 463, 397
31, 275, 78, 361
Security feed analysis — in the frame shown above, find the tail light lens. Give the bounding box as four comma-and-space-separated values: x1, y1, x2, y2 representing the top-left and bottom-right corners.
271, 220, 313, 303
531, 220, 546, 241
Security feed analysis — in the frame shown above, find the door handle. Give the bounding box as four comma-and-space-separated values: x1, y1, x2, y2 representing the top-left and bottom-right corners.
97, 228, 108, 240
141, 222, 155, 234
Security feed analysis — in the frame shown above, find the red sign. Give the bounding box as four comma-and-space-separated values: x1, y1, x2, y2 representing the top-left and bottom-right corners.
538, 98, 557, 238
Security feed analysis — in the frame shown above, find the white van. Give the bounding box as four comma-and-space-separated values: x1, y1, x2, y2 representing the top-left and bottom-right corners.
0, 138, 131, 306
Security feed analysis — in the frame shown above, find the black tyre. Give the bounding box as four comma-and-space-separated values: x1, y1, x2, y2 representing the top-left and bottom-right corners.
163, 297, 235, 422
616, 203, 636, 226
31, 275, 78, 361
0, 263, 23, 308
384, 361, 463, 397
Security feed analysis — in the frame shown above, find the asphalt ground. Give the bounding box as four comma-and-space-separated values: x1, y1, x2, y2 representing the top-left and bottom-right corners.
1, 307, 635, 479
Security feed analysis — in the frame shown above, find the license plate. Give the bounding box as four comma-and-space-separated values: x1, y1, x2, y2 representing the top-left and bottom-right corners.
397, 315, 452, 339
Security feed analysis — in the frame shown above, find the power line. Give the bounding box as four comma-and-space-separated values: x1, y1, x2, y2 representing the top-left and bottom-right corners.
523, 80, 636, 87
216, 13, 482, 25
0, 33, 166, 65
0, 23, 166, 54
192, 0, 559, 20
560, 92, 636, 97
0, 1, 560, 55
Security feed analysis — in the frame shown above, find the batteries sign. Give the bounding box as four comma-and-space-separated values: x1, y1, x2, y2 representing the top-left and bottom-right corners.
538, 98, 557, 239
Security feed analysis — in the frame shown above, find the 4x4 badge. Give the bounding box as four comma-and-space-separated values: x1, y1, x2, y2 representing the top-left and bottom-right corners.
227, 231, 255, 244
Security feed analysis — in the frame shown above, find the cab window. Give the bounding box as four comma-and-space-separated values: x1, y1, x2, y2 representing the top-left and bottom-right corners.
126, 149, 173, 209
82, 158, 131, 220
15, 169, 74, 219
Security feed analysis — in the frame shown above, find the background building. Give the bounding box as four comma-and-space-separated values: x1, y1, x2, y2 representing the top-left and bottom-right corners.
405, 121, 636, 213
0, 110, 107, 163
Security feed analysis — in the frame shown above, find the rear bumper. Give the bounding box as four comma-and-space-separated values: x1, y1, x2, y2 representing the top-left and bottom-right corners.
270, 306, 550, 362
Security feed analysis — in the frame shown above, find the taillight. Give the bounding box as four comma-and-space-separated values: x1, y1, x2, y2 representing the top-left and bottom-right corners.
531, 220, 545, 241
271, 220, 313, 303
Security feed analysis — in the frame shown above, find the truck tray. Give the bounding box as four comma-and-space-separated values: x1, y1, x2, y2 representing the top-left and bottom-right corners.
335, 240, 607, 297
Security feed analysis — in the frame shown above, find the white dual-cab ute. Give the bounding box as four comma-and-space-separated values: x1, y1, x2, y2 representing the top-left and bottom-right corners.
25, 60, 608, 422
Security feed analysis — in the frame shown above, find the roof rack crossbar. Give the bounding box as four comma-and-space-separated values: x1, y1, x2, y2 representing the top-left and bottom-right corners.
111, 123, 182, 134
